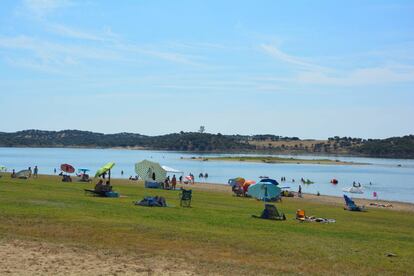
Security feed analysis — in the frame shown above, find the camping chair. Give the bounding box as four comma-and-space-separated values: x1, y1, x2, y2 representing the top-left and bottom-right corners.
232, 185, 244, 197
253, 204, 286, 220
344, 195, 365, 211
296, 209, 306, 221
79, 174, 91, 182
180, 189, 192, 207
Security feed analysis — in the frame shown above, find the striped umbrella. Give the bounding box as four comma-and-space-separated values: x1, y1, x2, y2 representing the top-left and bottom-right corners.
135, 160, 166, 182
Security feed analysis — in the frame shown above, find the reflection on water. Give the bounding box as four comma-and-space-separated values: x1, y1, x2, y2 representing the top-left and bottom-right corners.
1, 147, 414, 203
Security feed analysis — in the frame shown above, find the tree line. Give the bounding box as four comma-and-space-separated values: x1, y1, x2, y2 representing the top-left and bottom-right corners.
0, 130, 413, 158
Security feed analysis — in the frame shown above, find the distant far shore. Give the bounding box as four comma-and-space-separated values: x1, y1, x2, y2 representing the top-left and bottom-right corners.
0, 145, 411, 161
186, 156, 369, 165
1, 130, 414, 159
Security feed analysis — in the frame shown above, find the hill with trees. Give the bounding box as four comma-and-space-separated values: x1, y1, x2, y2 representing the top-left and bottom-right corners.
0, 130, 413, 158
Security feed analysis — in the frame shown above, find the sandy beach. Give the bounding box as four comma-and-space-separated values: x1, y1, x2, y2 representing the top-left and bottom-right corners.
181, 181, 414, 213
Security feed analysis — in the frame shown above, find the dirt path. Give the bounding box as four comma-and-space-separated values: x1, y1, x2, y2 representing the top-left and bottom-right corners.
0, 239, 195, 275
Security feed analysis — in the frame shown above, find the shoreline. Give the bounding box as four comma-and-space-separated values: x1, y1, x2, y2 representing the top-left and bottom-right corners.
176, 180, 414, 212
6, 173, 413, 208
2, 169, 413, 206
1, 145, 413, 160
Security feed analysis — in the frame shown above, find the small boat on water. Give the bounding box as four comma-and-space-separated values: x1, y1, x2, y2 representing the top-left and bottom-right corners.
342, 186, 364, 194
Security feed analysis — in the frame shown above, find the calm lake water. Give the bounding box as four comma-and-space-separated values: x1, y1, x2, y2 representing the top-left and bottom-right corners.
1, 147, 414, 203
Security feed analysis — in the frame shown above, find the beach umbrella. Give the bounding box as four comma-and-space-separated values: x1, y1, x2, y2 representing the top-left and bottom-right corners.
0, 165, 6, 172
248, 182, 281, 202
60, 164, 75, 174
78, 168, 90, 174
135, 160, 166, 182
243, 180, 255, 190
95, 162, 115, 178
228, 177, 245, 187
16, 169, 30, 178
259, 178, 279, 185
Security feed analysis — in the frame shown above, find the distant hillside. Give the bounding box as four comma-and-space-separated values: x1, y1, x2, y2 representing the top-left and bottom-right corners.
351, 135, 414, 158
0, 130, 253, 152
0, 130, 413, 158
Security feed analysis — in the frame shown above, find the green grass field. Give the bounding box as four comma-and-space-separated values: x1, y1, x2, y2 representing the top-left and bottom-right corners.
0, 175, 413, 275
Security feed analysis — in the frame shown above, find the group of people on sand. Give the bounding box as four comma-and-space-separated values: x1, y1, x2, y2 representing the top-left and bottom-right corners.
199, 172, 209, 179
353, 181, 362, 188
163, 175, 178, 190
94, 179, 112, 193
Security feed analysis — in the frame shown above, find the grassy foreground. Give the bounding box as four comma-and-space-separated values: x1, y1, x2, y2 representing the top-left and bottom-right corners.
191, 156, 365, 165
0, 175, 413, 275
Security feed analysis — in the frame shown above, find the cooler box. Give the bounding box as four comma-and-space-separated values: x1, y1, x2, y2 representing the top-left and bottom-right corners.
105, 191, 119, 198
145, 180, 161, 189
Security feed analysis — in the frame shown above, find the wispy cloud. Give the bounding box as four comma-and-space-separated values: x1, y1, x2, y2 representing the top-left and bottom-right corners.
260, 43, 414, 86
0, 35, 123, 72
260, 44, 328, 72
5, 1, 208, 70
297, 64, 414, 86
47, 24, 103, 41
21, 0, 72, 18
0, 32, 207, 73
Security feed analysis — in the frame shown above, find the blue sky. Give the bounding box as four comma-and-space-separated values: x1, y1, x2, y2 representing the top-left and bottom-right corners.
0, 0, 413, 138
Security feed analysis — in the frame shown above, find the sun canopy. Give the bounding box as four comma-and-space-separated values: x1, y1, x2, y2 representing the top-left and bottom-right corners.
78, 168, 90, 173
161, 165, 183, 174
95, 162, 115, 178
135, 160, 166, 182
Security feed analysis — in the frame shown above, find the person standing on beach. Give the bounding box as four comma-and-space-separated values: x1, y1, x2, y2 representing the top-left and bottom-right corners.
28, 167, 32, 177
179, 175, 183, 183
172, 175, 177, 190
298, 185, 302, 198
54, 168, 56, 174
33, 166, 38, 178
